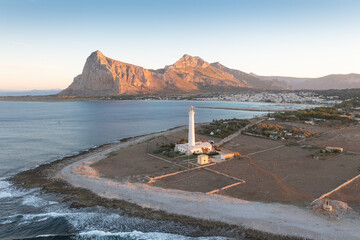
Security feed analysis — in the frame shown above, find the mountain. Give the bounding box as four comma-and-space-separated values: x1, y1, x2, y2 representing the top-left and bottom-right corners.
211, 62, 290, 89
59, 51, 282, 96
256, 74, 360, 90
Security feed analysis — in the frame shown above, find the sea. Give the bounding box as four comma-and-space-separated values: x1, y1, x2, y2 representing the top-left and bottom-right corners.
0, 100, 312, 240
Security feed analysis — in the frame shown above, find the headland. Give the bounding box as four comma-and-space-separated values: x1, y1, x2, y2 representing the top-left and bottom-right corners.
10, 106, 360, 240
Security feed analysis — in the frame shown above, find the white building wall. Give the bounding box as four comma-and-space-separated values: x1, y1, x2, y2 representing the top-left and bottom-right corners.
188, 106, 195, 147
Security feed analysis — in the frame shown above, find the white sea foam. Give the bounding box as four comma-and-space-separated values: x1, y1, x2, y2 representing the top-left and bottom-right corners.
78, 230, 231, 240
0, 183, 37, 200
20, 212, 71, 221
15, 211, 120, 228
35, 217, 49, 222
3, 198, 232, 239
15, 212, 71, 226
0, 219, 14, 224
65, 212, 122, 230
22, 195, 57, 207
0, 191, 12, 199
36, 234, 61, 238
0, 180, 13, 199
0, 180, 11, 189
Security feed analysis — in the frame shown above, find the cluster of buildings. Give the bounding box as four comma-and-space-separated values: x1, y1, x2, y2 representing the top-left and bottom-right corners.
194, 92, 339, 104
174, 106, 213, 155
174, 106, 235, 165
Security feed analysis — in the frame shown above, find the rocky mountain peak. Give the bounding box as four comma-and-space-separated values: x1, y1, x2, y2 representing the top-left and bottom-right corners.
89, 50, 105, 59
86, 50, 107, 64
172, 54, 210, 69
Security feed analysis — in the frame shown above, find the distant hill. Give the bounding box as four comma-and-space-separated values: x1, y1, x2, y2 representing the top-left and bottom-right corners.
255, 74, 360, 90
0, 89, 62, 96
59, 51, 284, 96
211, 62, 290, 90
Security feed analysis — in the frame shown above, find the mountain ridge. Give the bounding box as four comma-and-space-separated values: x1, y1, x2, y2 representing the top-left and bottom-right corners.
59, 51, 281, 96
59, 51, 360, 96
255, 73, 360, 90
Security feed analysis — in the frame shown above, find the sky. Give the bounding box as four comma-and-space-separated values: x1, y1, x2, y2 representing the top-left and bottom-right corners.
0, 0, 360, 90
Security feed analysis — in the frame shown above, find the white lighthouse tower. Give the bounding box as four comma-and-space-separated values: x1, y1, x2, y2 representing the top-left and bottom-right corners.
188, 106, 195, 147
174, 106, 213, 155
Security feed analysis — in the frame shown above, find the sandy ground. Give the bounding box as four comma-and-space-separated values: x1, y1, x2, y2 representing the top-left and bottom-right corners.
60, 130, 360, 240
91, 141, 183, 182
328, 177, 360, 212
152, 168, 238, 193
222, 134, 284, 155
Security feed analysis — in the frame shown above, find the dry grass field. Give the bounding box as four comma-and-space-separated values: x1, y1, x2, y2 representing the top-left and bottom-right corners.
92, 121, 360, 210
304, 125, 360, 153
222, 134, 284, 155
91, 142, 183, 182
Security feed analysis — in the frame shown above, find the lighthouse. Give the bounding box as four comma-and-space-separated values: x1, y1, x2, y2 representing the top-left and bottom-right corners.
174, 106, 213, 155
188, 106, 195, 147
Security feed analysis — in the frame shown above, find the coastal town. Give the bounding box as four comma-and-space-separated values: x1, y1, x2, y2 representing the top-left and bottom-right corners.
193, 91, 338, 104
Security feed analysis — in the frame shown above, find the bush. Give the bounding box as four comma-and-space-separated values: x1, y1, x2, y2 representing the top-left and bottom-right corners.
153, 149, 163, 154
207, 151, 219, 156
177, 139, 187, 144
164, 152, 178, 158
200, 118, 250, 138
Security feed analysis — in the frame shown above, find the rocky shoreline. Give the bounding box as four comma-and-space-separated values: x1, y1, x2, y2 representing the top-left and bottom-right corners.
9, 128, 309, 240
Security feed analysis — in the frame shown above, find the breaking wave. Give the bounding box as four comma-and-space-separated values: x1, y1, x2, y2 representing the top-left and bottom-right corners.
22, 195, 57, 208
77, 230, 231, 240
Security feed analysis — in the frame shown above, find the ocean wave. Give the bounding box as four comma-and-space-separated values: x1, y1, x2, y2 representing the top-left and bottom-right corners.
11, 211, 120, 228
0, 191, 12, 199
0, 181, 233, 240
14, 212, 69, 226
20, 212, 71, 220
0, 180, 11, 189
8, 211, 232, 239
0, 181, 38, 200
36, 234, 63, 238
22, 195, 57, 207
78, 230, 231, 240
0, 219, 14, 224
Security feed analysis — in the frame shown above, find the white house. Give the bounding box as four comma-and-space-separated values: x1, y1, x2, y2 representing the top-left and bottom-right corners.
197, 154, 212, 165
325, 147, 344, 153
219, 151, 235, 160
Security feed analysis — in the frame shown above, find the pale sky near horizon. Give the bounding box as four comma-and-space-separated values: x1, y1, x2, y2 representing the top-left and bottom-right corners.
0, 0, 359, 90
